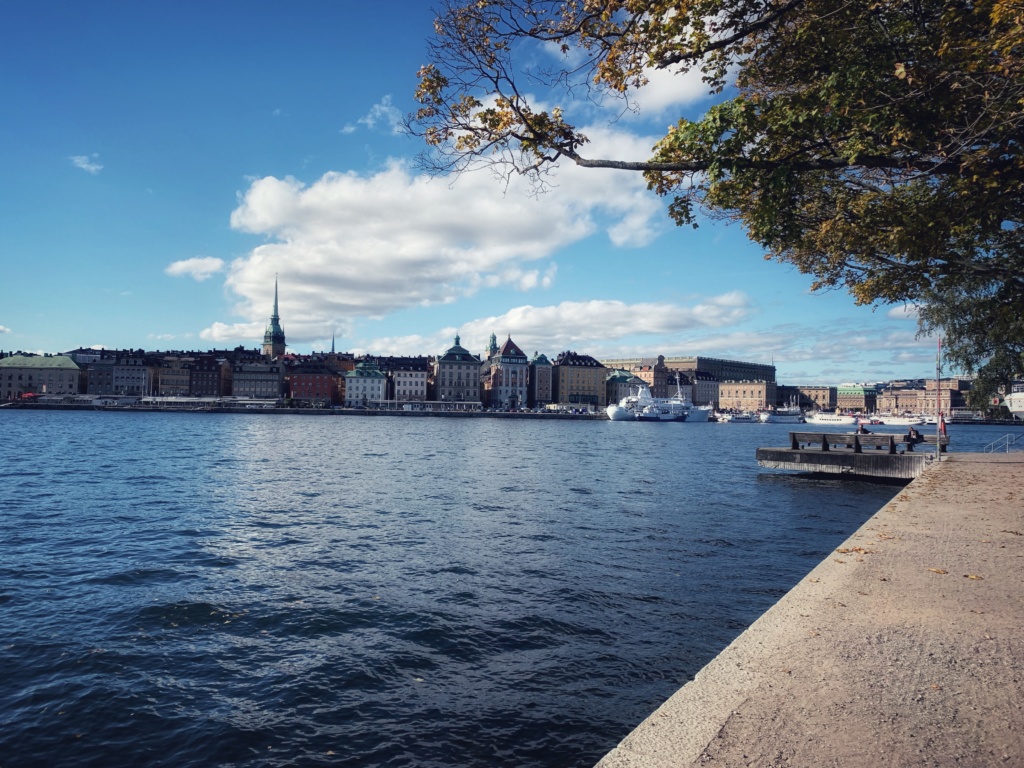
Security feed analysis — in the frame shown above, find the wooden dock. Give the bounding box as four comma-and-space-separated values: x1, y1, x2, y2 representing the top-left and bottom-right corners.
756, 431, 950, 480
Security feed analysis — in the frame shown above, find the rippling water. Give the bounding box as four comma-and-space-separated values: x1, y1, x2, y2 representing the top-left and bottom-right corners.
2, 412, 1005, 767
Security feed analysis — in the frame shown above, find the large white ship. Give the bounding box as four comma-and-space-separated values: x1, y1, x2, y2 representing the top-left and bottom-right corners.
1005, 384, 1024, 420
606, 383, 687, 422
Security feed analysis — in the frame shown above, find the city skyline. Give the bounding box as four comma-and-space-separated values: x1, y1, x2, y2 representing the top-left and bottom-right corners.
1, 2, 941, 386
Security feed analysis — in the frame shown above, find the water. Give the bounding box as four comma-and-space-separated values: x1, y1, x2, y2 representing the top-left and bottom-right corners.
1, 413, 1011, 767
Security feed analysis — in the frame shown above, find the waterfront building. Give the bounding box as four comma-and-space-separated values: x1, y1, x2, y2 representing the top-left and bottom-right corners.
528, 352, 552, 408
435, 335, 482, 404
481, 333, 529, 409
190, 354, 232, 397
836, 385, 877, 413
114, 354, 160, 397
632, 356, 669, 398
0, 353, 82, 401
158, 356, 194, 396
83, 352, 160, 397
667, 356, 776, 384
344, 359, 387, 406
718, 380, 777, 411
690, 370, 719, 407
552, 351, 607, 408
795, 385, 837, 411
262, 277, 287, 359
365, 355, 431, 402
286, 362, 342, 406
233, 362, 284, 399
877, 379, 970, 416
602, 355, 775, 385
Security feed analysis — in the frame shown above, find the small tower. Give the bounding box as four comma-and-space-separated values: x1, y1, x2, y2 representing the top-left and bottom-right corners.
262, 276, 286, 359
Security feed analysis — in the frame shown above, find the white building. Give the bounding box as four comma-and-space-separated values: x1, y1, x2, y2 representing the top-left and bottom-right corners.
344, 359, 387, 406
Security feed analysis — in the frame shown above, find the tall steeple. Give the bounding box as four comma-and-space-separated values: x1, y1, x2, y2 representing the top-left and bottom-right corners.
262, 274, 286, 358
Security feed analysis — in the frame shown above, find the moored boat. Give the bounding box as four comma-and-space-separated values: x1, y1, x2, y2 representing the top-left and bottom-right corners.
1004, 384, 1024, 420
718, 411, 759, 423
759, 406, 805, 424
804, 411, 858, 426
875, 414, 926, 426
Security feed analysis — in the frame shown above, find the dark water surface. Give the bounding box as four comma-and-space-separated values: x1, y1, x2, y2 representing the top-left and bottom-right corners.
2, 412, 1009, 767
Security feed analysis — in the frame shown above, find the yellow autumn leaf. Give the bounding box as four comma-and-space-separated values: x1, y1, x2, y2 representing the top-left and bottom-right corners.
928, 568, 948, 574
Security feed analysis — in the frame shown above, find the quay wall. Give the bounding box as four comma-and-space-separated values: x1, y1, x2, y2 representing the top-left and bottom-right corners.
1, 403, 606, 419
597, 453, 1024, 767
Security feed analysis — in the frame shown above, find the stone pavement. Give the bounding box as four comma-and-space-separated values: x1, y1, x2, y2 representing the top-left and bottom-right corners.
596, 453, 1024, 768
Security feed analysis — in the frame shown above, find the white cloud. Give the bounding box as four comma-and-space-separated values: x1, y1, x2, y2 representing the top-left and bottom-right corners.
212, 155, 663, 344
70, 153, 103, 174
0, 325, 9, 334
165, 257, 225, 281
887, 303, 920, 320
340, 124, 357, 135
356, 95, 403, 135
354, 293, 756, 357
200, 321, 264, 344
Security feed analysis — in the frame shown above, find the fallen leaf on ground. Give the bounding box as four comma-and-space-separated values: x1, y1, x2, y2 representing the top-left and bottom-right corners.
964, 574, 984, 580
928, 568, 948, 574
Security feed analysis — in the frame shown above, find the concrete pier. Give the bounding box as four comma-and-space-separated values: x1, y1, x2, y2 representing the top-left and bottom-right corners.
597, 453, 1024, 767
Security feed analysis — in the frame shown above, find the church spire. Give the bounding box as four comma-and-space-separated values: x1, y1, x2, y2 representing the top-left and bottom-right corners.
262, 274, 286, 358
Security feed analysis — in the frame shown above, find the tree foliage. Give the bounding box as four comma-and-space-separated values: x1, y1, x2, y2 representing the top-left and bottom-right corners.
412, 0, 1024, 385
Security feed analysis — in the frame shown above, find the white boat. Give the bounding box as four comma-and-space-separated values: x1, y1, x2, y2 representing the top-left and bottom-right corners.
606, 383, 687, 422
718, 411, 759, 423
759, 403, 805, 423
681, 403, 713, 422
804, 411, 858, 426
666, 379, 711, 422
875, 414, 926, 426
1004, 384, 1024, 420
606, 403, 635, 421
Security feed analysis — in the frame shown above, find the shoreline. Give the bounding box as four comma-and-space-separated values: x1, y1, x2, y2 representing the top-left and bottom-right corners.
0, 402, 608, 419
596, 452, 1024, 767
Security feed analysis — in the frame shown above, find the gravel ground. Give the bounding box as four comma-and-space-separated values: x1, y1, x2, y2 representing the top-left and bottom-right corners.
597, 453, 1024, 768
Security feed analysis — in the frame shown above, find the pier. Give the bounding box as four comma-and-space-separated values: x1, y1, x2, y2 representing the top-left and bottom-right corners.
755, 430, 950, 480
596, 452, 1024, 767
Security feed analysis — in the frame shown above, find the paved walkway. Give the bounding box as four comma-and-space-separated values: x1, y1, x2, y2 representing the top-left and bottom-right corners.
597, 453, 1024, 768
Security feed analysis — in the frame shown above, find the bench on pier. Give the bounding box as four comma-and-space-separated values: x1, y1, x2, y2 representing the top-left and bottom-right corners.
788, 431, 949, 454
905, 433, 950, 453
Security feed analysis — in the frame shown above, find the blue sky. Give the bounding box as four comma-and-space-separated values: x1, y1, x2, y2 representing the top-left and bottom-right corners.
0, 1, 940, 385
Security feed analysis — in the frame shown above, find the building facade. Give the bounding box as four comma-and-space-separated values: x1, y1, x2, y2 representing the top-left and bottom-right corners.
287, 363, 342, 406
836, 385, 878, 413
528, 352, 553, 408
435, 335, 481, 404
0, 354, 82, 400
233, 362, 284, 399
552, 351, 607, 408
366, 355, 431, 401
796, 386, 837, 411
689, 370, 719, 406
190, 354, 232, 397
718, 380, 777, 411
344, 359, 387, 406
481, 334, 529, 409
158, 356, 193, 396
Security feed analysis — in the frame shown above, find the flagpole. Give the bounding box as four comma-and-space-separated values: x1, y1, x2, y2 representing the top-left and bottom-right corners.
936, 338, 942, 461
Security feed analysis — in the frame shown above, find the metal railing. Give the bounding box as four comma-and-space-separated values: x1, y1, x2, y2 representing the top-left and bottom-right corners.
983, 432, 1024, 453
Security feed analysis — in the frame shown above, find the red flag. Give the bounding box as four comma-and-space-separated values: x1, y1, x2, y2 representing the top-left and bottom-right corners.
939, 415, 947, 436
